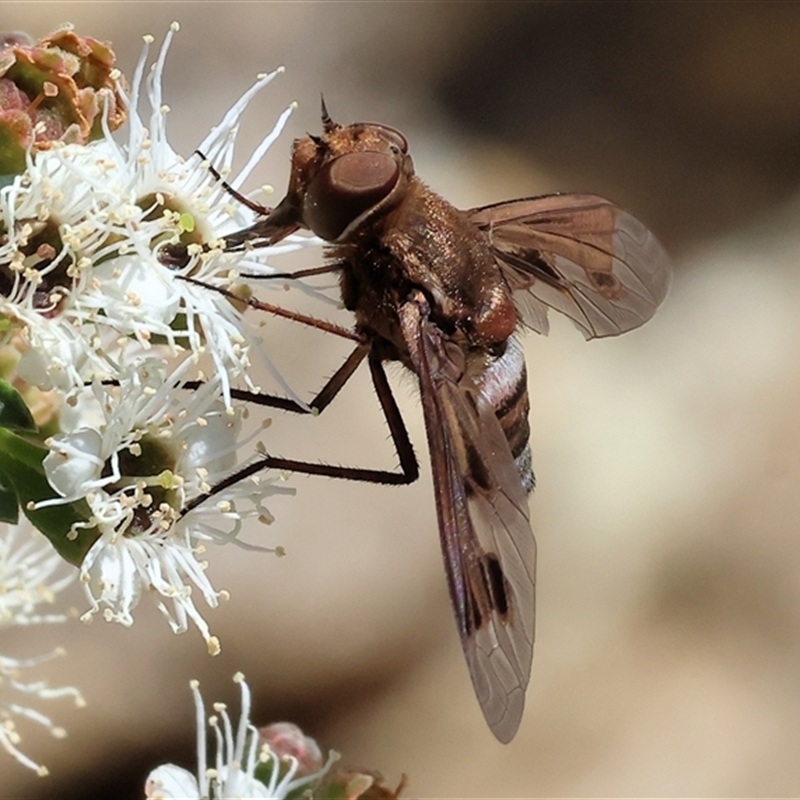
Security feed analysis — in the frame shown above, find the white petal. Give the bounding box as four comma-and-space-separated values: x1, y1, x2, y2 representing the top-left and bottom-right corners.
217, 767, 272, 798
145, 764, 200, 799
43, 429, 104, 498
182, 408, 240, 477
92, 254, 182, 330
81, 538, 143, 622
15, 332, 91, 392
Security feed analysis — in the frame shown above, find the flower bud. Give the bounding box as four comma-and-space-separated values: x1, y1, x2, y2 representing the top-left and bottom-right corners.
0, 25, 126, 175
259, 721, 324, 776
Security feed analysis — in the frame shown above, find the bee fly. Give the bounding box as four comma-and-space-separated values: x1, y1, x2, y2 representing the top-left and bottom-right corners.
176, 101, 671, 742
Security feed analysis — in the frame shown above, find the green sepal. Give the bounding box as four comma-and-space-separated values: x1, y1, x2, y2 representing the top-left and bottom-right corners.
0, 428, 98, 566
0, 379, 38, 431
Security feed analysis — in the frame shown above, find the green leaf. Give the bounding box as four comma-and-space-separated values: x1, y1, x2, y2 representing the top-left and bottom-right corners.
0, 428, 97, 566
0, 379, 37, 431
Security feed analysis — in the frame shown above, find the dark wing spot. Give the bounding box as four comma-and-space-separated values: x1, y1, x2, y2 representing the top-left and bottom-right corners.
465, 552, 512, 638
465, 440, 494, 495
590, 270, 622, 298
480, 553, 510, 618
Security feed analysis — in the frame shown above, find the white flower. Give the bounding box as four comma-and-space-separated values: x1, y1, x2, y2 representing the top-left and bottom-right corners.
0, 523, 84, 774
0, 21, 309, 404
145, 673, 337, 800
37, 357, 292, 652
0, 522, 74, 627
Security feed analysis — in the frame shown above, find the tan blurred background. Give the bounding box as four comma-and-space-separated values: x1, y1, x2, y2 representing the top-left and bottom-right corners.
5, 2, 800, 797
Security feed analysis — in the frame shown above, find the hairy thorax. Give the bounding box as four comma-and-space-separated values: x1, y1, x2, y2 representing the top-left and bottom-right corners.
332, 178, 518, 363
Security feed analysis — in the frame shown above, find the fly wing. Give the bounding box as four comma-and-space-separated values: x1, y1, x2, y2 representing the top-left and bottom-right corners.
469, 193, 671, 339
399, 298, 536, 743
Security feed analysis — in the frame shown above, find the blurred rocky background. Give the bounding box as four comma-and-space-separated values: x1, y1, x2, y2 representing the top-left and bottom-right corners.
4, 2, 800, 797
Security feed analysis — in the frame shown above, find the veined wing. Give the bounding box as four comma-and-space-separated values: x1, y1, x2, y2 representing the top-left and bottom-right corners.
469, 193, 671, 339
399, 297, 536, 743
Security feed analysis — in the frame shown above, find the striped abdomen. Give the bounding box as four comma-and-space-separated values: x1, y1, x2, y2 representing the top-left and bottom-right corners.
474, 337, 534, 493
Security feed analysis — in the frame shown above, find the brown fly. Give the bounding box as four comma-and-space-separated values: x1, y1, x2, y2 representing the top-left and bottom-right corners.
175, 101, 671, 742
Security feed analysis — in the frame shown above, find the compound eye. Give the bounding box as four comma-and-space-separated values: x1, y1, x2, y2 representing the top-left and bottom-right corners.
305, 151, 400, 241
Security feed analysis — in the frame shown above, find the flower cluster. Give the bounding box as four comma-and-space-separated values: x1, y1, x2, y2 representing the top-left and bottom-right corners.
0, 25, 126, 174
0, 21, 304, 648
0, 21, 310, 771
146, 674, 405, 800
